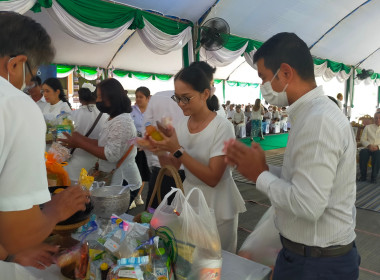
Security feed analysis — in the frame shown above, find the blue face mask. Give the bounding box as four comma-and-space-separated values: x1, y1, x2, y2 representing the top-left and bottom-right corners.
260, 69, 289, 107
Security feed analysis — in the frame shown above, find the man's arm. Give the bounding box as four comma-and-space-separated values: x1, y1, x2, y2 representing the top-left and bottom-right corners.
0, 186, 88, 254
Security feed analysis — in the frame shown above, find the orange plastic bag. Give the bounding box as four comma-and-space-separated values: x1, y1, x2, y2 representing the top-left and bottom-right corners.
45, 153, 70, 186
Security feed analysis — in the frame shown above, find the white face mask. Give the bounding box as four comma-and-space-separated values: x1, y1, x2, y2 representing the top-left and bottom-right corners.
7, 58, 26, 91
260, 69, 289, 107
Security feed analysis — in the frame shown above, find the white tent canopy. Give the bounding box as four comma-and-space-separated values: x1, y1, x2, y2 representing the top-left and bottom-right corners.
3, 0, 380, 82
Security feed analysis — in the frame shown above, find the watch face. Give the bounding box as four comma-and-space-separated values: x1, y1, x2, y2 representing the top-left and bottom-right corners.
174, 150, 183, 158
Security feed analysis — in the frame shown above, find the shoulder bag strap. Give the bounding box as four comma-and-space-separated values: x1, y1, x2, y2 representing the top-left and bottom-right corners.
111, 144, 135, 174
70, 112, 104, 155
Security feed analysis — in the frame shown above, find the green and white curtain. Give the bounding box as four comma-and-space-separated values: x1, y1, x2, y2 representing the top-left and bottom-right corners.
313, 59, 352, 82
1, 0, 194, 62
0, 0, 36, 14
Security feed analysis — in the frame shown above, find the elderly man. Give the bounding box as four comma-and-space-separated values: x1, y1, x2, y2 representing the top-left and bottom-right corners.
0, 12, 88, 270
226, 104, 235, 121
26, 76, 46, 111
232, 105, 245, 137
359, 112, 380, 183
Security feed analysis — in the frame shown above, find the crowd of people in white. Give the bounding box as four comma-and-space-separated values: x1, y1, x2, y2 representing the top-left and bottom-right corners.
222, 99, 289, 139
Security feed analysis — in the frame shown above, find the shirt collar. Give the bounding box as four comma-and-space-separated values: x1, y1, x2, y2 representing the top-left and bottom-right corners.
287, 86, 324, 122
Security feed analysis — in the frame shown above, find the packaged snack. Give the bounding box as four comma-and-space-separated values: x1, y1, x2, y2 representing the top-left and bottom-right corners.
79, 168, 95, 190
145, 122, 163, 141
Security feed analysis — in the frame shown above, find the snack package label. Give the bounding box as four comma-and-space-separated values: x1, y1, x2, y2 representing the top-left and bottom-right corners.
118, 269, 138, 278
104, 238, 120, 253
56, 125, 72, 139
199, 268, 221, 280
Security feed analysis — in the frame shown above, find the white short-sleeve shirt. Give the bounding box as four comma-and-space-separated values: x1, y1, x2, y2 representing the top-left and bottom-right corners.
0, 76, 50, 211
177, 115, 246, 221
42, 100, 71, 120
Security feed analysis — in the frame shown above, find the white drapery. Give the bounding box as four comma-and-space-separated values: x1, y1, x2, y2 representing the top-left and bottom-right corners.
137, 17, 193, 61
200, 42, 248, 67
46, 1, 133, 44
0, 0, 36, 14
314, 61, 352, 82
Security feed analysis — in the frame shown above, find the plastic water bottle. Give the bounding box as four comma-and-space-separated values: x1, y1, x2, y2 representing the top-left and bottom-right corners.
153, 248, 168, 280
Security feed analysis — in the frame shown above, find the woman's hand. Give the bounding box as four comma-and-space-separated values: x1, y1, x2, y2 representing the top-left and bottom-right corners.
150, 126, 181, 154
58, 131, 84, 148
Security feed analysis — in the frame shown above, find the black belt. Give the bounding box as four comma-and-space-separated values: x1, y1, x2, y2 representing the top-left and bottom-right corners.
280, 235, 354, 258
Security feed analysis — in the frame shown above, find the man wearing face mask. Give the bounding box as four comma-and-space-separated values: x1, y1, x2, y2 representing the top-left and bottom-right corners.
224, 32, 359, 279
0, 12, 89, 272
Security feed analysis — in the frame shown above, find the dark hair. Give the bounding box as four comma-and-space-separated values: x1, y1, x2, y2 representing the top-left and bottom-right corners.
174, 66, 219, 112
78, 87, 96, 103
135, 86, 150, 98
43, 77, 72, 109
253, 32, 315, 82
31, 76, 42, 86
0, 12, 55, 68
189, 61, 216, 81
97, 78, 132, 118
328, 96, 339, 107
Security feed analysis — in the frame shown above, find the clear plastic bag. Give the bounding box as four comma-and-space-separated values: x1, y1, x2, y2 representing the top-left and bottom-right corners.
238, 206, 282, 267
151, 187, 222, 280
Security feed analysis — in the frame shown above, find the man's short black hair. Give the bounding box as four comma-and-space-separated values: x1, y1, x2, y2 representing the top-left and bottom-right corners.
253, 32, 315, 82
0, 11, 55, 68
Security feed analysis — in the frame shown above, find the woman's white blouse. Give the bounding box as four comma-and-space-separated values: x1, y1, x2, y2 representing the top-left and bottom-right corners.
64, 105, 107, 180
98, 113, 141, 187
42, 100, 71, 120
177, 115, 246, 221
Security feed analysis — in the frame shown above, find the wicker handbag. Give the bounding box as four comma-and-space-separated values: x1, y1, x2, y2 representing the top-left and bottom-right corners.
133, 165, 184, 223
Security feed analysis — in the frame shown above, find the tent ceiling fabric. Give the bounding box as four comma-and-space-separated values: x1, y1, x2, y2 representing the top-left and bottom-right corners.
205, 0, 380, 74
111, 30, 183, 74
17, 0, 380, 80
114, 0, 215, 23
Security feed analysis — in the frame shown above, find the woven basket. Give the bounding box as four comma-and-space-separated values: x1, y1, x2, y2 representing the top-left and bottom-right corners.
133, 165, 184, 223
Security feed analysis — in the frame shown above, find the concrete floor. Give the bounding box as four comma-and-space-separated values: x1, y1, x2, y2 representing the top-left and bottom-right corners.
129, 147, 380, 280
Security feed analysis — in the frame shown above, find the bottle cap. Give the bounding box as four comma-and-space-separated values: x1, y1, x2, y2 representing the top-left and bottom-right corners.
100, 262, 109, 271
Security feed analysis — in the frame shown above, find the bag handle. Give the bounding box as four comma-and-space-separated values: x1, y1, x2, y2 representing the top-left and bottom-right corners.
70, 112, 103, 155
147, 165, 184, 209
185, 187, 212, 216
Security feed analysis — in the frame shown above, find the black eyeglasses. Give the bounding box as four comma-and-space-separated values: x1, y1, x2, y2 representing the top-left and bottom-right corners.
23, 61, 39, 93
171, 95, 194, 104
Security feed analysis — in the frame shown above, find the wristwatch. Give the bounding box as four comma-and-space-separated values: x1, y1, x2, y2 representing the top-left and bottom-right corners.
173, 146, 185, 158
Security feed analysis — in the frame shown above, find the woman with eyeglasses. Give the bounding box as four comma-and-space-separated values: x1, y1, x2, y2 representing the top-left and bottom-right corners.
41, 77, 71, 120
150, 65, 246, 253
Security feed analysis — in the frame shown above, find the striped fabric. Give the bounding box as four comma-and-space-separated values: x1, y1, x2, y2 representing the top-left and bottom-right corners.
256, 86, 357, 247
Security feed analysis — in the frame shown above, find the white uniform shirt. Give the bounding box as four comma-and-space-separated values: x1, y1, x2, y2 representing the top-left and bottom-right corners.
232, 111, 245, 124
98, 113, 142, 187
257, 86, 357, 247
226, 109, 235, 119
65, 105, 108, 180
177, 115, 246, 221
35, 96, 47, 111
42, 100, 71, 120
143, 90, 185, 168
360, 124, 380, 149
0, 76, 50, 211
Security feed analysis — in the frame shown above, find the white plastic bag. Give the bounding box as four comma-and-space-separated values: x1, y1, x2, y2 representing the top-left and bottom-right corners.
151, 187, 222, 280
238, 206, 282, 267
